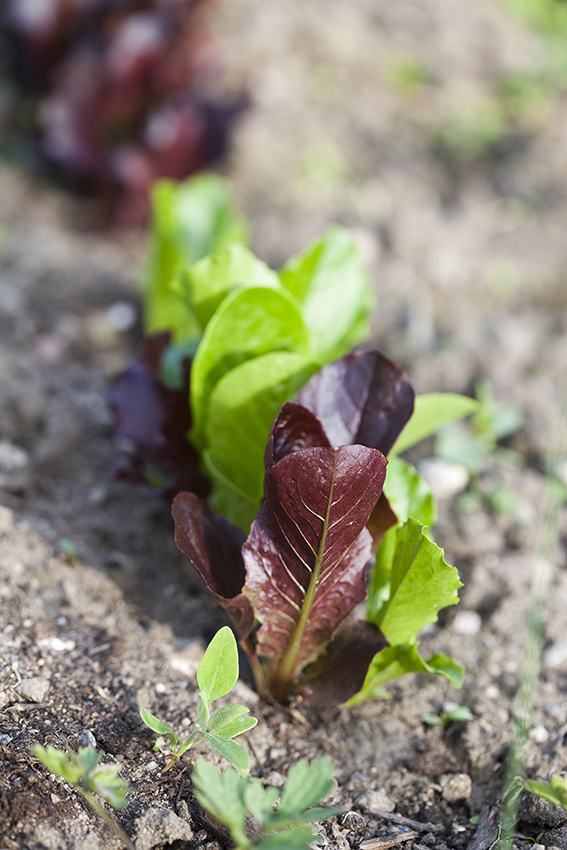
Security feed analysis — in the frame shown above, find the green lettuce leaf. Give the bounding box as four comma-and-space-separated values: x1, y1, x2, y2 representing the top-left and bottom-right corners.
278, 225, 373, 363
175, 243, 281, 331
347, 643, 464, 705
144, 174, 249, 340
390, 392, 479, 456
369, 518, 462, 644
206, 352, 318, 509
190, 287, 310, 448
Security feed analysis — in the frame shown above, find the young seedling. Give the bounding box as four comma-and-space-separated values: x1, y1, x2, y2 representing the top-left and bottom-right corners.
192, 756, 338, 850
140, 626, 257, 775
525, 774, 567, 811
31, 745, 135, 850
422, 705, 473, 728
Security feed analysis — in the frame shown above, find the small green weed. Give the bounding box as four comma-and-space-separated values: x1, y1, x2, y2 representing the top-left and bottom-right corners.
525, 774, 567, 810
422, 705, 473, 728
193, 756, 337, 850
32, 745, 135, 850
140, 626, 257, 775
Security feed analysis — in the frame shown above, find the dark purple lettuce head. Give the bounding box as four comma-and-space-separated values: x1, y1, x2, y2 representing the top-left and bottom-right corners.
108, 332, 208, 501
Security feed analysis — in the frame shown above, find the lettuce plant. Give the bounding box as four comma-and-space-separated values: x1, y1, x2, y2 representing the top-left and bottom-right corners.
0, 2, 244, 225
110, 173, 476, 705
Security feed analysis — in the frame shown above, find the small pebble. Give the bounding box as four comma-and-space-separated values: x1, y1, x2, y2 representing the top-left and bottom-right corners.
418, 458, 469, 500
0, 505, 14, 535
133, 807, 193, 850
154, 682, 167, 694
39, 637, 76, 652
17, 677, 50, 703
453, 610, 482, 636
79, 729, 97, 748
441, 773, 472, 802
530, 725, 549, 744
543, 641, 567, 670
107, 301, 137, 332
341, 811, 366, 833
358, 788, 395, 812
0, 441, 29, 472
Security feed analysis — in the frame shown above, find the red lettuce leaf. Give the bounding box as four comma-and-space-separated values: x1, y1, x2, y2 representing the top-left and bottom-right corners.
242, 445, 387, 698
264, 401, 331, 469
108, 333, 208, 501
172, 491, 254, 638
296, 350, 415, 456
299, 620, 388, 705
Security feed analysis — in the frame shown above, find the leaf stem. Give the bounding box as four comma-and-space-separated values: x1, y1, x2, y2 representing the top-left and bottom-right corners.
81, 788, 137, 850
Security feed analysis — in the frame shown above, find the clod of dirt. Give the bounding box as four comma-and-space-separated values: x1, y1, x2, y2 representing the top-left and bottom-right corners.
133, 808, 193, 850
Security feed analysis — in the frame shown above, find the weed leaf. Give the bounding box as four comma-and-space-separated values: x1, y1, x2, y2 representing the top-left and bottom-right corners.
203, 732, 250, 776
197, 626, 239, 702
208, 705, 258, 738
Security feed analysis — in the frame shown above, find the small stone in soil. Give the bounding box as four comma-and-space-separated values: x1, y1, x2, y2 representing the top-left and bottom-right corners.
17, 677, 50, 702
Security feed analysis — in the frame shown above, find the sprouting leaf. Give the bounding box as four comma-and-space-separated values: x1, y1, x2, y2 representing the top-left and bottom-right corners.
208, 705, 258, 738
139, 707, 175, 737
205, 353, 318, 507
242, 445, 387, 699
525, 775, 567, 810
32, 745, 130, 809
172, 492, 254, 637
278, 225, 373, 362
390, 392, 478, 456
297, 350, 414, 455
145, 175, 249, 340
32, 744, 83, 786
203, 733, 251, 776
347, 643, 464, 706
192, 759, 249, 836
197, 626, 239, 702
190, 287, 310, 449
369, 519, 462, 644
176, 243, 280, 331
277, 757, 336, 819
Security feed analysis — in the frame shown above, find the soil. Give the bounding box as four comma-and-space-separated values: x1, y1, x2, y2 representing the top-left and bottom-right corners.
1, 1, 567, 849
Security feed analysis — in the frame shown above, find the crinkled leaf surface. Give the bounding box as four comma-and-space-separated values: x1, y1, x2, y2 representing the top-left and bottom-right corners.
391, 392, 478, 456
370, 519, 462, 645
278, 225, 373, 362
191, 287, 309, 448
145, 175, 249, 339
242, 445, 387, 695
347, 643, 464, 705
172, 492, 254, 637
298, 620, 388, 705
177, 243, 280, 331
265, 402, 332, 469
205, 353, 318, 508
296, 350, 414, 455
368, 459, 436, 616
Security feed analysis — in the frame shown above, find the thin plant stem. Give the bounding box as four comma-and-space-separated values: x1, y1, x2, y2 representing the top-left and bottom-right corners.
81, 788, 137, 850
497, 386, 567, 849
